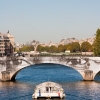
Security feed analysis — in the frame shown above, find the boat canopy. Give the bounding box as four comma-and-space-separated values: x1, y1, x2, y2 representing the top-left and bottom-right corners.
34, 81, 64, 93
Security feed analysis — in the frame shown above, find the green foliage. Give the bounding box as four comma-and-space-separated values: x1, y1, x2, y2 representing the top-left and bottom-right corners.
70, 42, 80, 52
58, 44, 64, 52
37, 43, 81, 53
37, 45, 45, 52
19, 45, 34, 52
37, 45, 58, 53
49, 45, 58, 53
81, 41, 93, 52
44, 46, 49, 52
66, 43, 72, 51
93, 28, 100, 56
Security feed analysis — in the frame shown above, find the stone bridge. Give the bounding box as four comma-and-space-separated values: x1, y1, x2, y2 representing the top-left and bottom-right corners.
0, 56, 100, 81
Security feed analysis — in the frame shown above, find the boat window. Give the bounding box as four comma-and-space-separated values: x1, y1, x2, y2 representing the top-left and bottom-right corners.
46, 87, 49, 92
50, 87, 51, 91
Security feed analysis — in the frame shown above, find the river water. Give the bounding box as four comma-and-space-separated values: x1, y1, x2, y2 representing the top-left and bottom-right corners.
0, 64, 100, 100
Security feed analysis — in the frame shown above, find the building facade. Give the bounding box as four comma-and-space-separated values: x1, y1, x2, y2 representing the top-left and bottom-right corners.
0, 32, 14, 56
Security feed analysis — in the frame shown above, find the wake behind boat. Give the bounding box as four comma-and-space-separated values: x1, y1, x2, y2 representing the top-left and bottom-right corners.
32, 81, 65, 99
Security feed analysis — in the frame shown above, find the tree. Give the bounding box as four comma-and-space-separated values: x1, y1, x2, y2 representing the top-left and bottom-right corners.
44, 46, 49, 52
48, 45, 57, 53
19, 45, 34, 52
70, 42, 80, 52
66, 43, 72, 51
93, 28, 100, 56
37, 45, 44, 52
58, 44, 64, 52
81, 41, 93, 52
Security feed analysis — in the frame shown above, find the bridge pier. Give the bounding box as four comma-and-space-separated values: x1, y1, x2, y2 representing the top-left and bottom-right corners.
83, 70, 94, 81
1, 71, 11, 81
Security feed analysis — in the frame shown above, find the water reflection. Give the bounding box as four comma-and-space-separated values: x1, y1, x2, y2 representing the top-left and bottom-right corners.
32, 98, 66, 100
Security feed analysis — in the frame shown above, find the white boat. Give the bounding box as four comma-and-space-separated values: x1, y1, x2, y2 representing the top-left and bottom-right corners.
32, 81, 65, 99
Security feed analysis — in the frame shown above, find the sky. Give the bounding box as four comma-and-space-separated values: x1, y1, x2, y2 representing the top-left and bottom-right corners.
0, 0, 100, 44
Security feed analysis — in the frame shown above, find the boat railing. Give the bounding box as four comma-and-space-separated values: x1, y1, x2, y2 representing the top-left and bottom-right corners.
35, 89, 63, 93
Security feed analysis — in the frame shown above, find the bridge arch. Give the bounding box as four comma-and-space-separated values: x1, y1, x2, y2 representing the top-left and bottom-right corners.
11, 67, 30, 81
10, 62, 84, 81
94, 70, 100, 81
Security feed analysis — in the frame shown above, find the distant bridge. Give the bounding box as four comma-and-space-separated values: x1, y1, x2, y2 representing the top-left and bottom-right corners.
0, 56, 100, 81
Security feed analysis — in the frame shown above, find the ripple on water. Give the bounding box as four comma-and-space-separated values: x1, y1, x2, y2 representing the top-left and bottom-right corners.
0, 64, 100, 100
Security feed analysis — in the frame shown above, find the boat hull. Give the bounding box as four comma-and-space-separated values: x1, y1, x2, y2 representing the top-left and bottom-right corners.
32, 93, 65, 99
